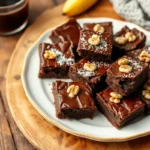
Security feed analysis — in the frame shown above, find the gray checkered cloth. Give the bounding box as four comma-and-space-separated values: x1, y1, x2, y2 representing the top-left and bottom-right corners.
110, 0, 150, 29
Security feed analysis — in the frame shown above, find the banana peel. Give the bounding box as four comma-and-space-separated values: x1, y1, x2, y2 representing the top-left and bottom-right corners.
63, 0, 98, 17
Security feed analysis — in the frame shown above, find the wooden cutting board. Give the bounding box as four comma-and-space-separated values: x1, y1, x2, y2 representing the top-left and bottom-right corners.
6, 1, 150, 149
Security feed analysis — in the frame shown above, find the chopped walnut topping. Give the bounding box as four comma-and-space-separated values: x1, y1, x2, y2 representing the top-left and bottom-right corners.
110, 92, 123, 99
139, 51, 150, 63
88, 34, 100, 46
83, 63, 97, 72
142, 80, 150, 99
93, 24, 105, 33
67, 85, 79, 98
119, 65, 132, 73
125, 32, 136, 42
118, 58, 129, 65
115, 37, 127, 45
142, 90, 150, 99
44, 50, 56, 59
109, 92, 122, 103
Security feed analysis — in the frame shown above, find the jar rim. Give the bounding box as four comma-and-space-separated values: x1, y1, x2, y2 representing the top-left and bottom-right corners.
0, 0, 25, 9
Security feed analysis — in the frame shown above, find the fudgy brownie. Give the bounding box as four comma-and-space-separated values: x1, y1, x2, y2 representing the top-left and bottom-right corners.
96, 88, 145, 129
83, 22, 113, 33
106, 56, 148, 96
77, 30, 113, 61
127, 46, 150, 77
68, 58, 110, 88
38, 42, 75, 78
49, 18, 81, 48
52, 80, 96, 119
139, 79, 150, 115
113, 26, 146, 59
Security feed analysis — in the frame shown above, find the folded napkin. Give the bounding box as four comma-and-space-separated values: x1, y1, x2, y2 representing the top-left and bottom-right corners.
110, 0, 150, 29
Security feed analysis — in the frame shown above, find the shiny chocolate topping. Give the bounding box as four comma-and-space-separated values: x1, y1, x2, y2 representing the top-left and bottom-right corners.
114, 26, 146, 51
54, 80, 96, 109
39, 42, 75, 68
83, 22, 112, 33
128, 46, 150, 62
49, 18, 81, 47
98, 88, 145, 120
107, 56, 148, 78
78, 30, 113, 55
74, 58, 110, 77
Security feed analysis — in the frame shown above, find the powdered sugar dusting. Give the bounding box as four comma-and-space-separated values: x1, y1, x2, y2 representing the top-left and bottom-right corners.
77, 61, 110, 77
80, 32, 109, 52
49, 48, 75, 66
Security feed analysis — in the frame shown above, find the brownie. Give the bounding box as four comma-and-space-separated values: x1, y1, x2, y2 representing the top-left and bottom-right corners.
69, 58, 110, 88
83, 22, 113, 33
38, 42, 75, 78
96, 88, 145, 129
49, 18, 81, 48
139, 79, 150, 115
52, 80, 96, 119
127, 46, 150, 77
113, 26, 146, 59
77, 30, 113, 61
106, 56, 148, 96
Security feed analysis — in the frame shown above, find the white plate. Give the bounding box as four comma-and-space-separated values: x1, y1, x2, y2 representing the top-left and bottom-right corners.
22, 18, 150, 142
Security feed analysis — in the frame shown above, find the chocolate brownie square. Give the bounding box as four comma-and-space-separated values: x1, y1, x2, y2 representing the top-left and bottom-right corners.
96, 88, 145, 129
69, 58, 110, 88
139, 79, 150, 115
49, 18, 81, 48
127, 46, 150, 77
113, 26, 146, 59
52, 80, 96, 119
83, 22, 113, 33
38, 42, 75, 78
77, 30, 113, 61
106, 56, 148, 96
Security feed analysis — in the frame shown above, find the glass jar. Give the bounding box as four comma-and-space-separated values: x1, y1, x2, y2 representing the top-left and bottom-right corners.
0, 0, 29, 35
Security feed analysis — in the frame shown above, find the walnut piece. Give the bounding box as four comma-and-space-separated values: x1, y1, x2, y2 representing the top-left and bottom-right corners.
67, 85, 79, 98
118, 58, 129, 65
109, 97, 120, 104
139, 51, 150, 63
110, 92, 123, 99
83, 63, 97, 72
142, 90, 150, 99
115, 37, 127, 45
93, 24, 105, 33
125, 32, 136, 42
119, 65, 132, 73
44, 50, 56, 59
88, 34, 100, 46
109, 92, 122, 104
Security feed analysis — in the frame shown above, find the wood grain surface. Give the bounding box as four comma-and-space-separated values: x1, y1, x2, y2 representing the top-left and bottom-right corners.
0, 0, 65, 149
5, 0, 150, 150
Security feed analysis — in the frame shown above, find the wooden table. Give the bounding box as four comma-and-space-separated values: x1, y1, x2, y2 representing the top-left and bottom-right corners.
0, 1, 65, 149
2, 0, 150, 150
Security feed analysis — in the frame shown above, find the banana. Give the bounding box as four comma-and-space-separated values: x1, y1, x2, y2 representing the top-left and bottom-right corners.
63, 0, 98, 17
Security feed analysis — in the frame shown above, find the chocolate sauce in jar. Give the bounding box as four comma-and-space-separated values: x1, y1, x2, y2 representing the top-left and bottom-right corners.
0, 0, 28, 35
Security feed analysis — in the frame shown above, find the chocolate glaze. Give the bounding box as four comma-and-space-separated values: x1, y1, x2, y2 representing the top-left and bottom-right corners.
96, 88, 145, 128
38, 42, 75, 78
52, 80, 96, 119
69, 58, 110, 87
83, 22, 113, 33
49, 18, 81, 48
114, 26, 146, 52
55, 80, 95, 109
106, 56, 149, 96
